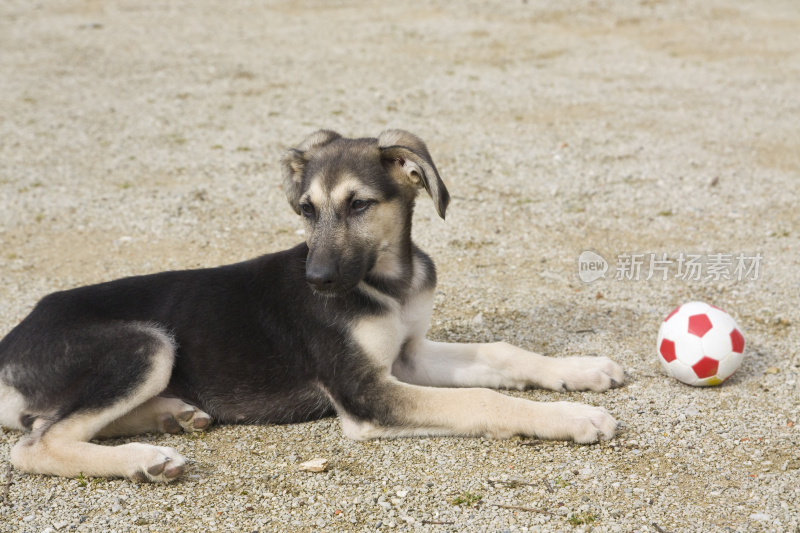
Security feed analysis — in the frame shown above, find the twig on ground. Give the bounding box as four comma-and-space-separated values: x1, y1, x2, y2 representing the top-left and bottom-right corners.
491, 502, 554, 515
1, 462, 12, 506
487, 478, 538, 488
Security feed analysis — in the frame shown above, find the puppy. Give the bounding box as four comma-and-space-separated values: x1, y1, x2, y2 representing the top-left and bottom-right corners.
0, 130, 623, 482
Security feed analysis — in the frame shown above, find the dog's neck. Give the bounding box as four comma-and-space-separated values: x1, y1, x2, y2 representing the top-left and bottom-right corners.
363, 211, 419, 299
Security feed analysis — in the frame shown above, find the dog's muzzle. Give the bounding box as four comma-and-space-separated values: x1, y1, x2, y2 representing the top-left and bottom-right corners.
306, 260, 340, 293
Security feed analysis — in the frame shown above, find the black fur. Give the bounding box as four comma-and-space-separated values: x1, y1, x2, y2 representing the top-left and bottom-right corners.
0, 243, 437, 430
0, 130, 446, 445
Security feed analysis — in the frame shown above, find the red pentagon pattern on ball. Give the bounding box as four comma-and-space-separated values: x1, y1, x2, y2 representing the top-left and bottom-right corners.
692, 356, 719, 379
730, 328, 745, 353
659, 339, 676, 362
687, 313, 713, 337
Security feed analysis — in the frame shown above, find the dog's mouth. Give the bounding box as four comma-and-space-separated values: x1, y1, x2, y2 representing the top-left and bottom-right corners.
306, 275, 362, 297
308, 283, 358, 298
307, 283, 348, 297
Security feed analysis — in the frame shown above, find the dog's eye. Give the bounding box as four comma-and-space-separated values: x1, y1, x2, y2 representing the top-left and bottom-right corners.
300, 203, 315, 218
350, 199, 372, 214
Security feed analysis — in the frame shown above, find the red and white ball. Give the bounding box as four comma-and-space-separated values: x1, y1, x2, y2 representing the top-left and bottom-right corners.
657, 301, 745, 386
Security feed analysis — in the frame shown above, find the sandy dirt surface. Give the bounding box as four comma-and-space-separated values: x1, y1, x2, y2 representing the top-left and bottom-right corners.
1, 1, 799, 531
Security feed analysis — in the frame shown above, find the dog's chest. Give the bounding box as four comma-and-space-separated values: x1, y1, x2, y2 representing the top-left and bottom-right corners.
350, 289, 434, 370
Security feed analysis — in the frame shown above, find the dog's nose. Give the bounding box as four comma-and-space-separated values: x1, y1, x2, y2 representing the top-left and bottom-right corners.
306, 263, 338, 291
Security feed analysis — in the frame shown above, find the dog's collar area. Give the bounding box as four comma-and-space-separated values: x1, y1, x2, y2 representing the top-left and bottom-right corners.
361, 273, 409, 301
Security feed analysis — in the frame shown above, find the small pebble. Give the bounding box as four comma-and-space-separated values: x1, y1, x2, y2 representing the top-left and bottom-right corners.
299, 457, 328, 472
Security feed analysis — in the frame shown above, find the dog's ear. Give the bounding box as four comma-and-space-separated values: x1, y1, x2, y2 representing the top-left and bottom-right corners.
282, 130, 342, 214
378, 129, 450, 220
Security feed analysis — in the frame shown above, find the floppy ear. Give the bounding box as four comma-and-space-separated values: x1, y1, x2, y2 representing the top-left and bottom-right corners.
281, 130, 342, 214
378, 129, 450, 219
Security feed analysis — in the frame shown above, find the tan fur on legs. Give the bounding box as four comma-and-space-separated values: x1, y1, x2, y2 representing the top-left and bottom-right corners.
334, 382, 617, 444
96, 396, 212, 438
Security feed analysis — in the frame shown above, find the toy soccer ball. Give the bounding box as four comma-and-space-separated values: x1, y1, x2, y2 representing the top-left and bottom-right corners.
657, 301, 745, 386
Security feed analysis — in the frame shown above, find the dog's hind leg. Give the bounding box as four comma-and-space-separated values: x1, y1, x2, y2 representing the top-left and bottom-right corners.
96, 396, 212, 438
9, 324, 186, 482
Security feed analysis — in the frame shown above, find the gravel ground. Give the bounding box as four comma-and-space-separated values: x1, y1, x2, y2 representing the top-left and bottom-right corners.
1, 1, 799, 532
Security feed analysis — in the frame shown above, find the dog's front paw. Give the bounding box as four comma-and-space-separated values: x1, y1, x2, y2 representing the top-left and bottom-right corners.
125, 443, 186, 482
564, 403, 618, 443
538, 402, 618, 443
541, 356, 625, 392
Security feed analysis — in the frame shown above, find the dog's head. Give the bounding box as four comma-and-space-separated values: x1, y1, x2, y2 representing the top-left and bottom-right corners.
282, 130, 449, 295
